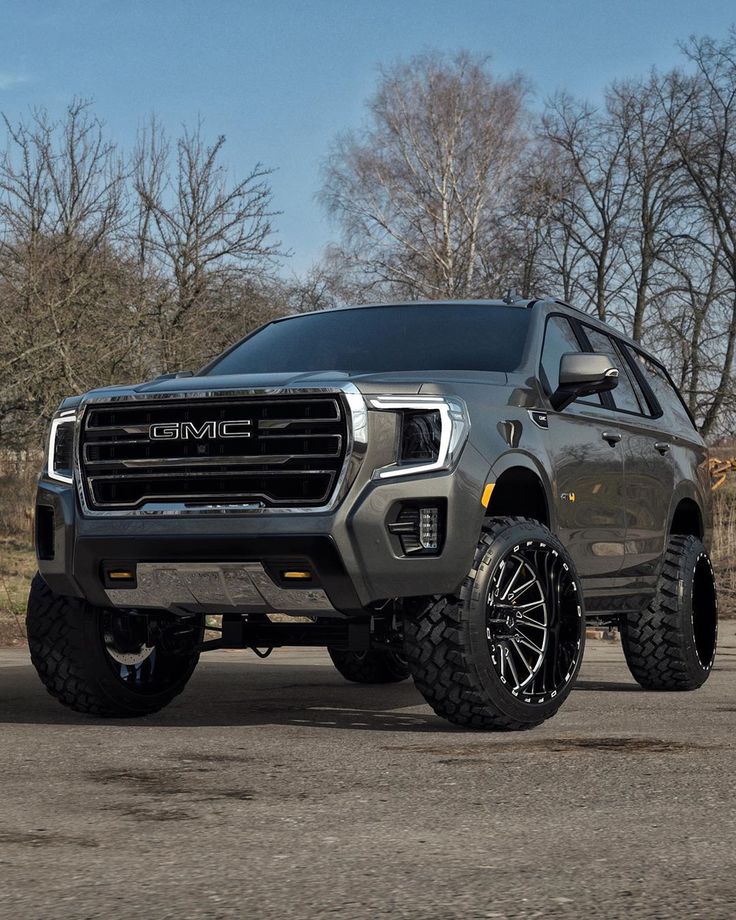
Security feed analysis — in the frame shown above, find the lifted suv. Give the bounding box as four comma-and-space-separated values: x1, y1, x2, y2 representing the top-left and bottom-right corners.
28, 297, 718, 729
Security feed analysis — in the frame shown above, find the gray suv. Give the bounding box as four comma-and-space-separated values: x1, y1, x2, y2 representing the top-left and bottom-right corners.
27, 297, 718, 730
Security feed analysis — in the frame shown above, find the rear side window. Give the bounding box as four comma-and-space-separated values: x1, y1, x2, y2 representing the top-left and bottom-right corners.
582, 326, 646, 415
626, 348, 696, 430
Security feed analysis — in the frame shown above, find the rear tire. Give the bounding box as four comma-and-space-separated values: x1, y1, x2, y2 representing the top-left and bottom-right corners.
26, 573, 201, 717
404, 517, 585, 731
620, 535, 717, 690
328, 648, 410, 684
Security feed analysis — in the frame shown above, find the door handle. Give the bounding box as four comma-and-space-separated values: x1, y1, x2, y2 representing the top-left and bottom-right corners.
602, 431, 622, 445
655, 441, 670, 455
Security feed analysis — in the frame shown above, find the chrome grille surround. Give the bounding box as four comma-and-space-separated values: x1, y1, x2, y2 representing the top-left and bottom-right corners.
73, 384, 368, 517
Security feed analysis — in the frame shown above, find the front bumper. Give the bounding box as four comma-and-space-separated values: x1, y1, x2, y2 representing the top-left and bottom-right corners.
36, 439, 490, 617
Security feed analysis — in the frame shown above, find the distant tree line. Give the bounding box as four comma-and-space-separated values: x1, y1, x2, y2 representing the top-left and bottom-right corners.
2, 29, 736, 448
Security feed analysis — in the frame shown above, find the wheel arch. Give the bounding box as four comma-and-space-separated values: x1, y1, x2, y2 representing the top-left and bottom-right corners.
484, 455, 552, 529
668, 487, 705, 541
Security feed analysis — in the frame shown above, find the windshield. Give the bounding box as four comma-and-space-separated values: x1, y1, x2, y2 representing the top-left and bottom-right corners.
205, 304, 531, 376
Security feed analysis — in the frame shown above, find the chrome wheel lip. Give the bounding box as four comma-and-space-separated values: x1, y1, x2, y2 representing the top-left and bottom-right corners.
485, 539, 583, 705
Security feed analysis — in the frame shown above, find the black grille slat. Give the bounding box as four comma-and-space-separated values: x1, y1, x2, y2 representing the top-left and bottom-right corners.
83, 435, 343, 466
80, 396, 347, 510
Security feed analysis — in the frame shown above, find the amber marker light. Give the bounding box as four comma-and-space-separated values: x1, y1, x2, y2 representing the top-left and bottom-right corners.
107, 569, 135, 581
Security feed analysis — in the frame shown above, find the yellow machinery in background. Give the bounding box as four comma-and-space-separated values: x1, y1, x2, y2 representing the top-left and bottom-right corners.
708, 458, 736, 490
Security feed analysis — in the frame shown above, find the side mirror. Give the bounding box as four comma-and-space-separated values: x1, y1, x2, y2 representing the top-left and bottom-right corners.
550, 353, 619, 411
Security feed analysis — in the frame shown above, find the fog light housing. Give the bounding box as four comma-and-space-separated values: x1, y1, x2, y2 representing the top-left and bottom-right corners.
419, 507, 439, 550
388, 503, 444, 556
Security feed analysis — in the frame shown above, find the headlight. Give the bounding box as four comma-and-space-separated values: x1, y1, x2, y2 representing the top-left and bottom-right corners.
369, 396, 470, 479
47, 409, 77, 484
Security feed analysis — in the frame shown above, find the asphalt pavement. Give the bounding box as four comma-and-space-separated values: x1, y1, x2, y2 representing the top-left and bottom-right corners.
1, 625, 735, 920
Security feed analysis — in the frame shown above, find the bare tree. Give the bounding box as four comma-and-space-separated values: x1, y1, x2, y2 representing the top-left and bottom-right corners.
662, 31, 736, 436
321, 51, 529, 299
0, 100, 141, 446
541, 93, 633, 322
133, 118, 282, 371
0, 104, 284, 448
608, 75, 689, 341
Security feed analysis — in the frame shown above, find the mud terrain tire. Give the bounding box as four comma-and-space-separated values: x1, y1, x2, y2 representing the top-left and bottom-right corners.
27, 573, 200, 717
403, 517, 586, 731
620, 535, 717, 691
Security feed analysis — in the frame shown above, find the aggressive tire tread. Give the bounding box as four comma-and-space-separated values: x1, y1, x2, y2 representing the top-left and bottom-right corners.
27, 573, 197, 717
620, 534, 717, 691
404, 516, 582, 731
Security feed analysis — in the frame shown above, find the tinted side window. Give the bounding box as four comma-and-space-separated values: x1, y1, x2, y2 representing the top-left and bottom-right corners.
583, 327, 644, 415
626, 348, 695, 429
540, 315, 603, 406
540, 315, 582, 393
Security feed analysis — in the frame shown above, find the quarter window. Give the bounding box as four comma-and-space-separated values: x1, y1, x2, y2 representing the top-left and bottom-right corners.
625, 347, 695, 429
583, 327, 644, 415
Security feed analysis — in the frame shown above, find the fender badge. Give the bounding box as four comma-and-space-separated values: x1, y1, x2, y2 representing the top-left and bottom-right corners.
528, 410, 549, 429
561, 492, 576, 503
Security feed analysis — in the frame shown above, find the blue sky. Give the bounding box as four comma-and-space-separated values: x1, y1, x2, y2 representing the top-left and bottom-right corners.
2, 0, 735, 274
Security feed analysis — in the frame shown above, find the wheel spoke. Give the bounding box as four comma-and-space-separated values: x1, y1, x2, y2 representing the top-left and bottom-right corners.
500, 560, 524, 600
515, 632, 544, 656
515, 599, 546, 611
516, 611, 546, 629
509, 638, 535, 685
504, 644, 521, 688
510, 574, 539, 603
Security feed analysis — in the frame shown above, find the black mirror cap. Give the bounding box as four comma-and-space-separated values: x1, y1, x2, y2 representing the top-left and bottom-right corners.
550, 352, 619, 411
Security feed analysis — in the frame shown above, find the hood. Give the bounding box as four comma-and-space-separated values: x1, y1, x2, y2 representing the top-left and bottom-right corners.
134, 369, 426, 395
66, 368, 509, 407
77, 370, 427, 402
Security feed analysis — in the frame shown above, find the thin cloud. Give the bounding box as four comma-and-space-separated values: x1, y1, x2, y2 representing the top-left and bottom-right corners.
0, 71, 30, 90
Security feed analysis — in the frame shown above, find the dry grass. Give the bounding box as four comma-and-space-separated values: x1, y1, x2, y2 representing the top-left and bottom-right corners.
711, 486, 736, 616
0, 537, 34, 645
0, 455, 37, 643
0, 451, 38, 537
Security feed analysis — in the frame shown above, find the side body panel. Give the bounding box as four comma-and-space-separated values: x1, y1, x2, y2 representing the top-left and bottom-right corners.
618, 415, 675, 578
544, 404, 626, 580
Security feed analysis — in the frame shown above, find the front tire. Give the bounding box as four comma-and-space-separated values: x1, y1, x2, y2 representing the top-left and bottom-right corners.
328, 647, 410, 684
620, 535, 717, 691
404, 517, 585, 731
27, 574, 201, 717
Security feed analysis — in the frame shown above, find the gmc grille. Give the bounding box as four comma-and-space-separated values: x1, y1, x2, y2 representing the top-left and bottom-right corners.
79, 396, 348, 510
